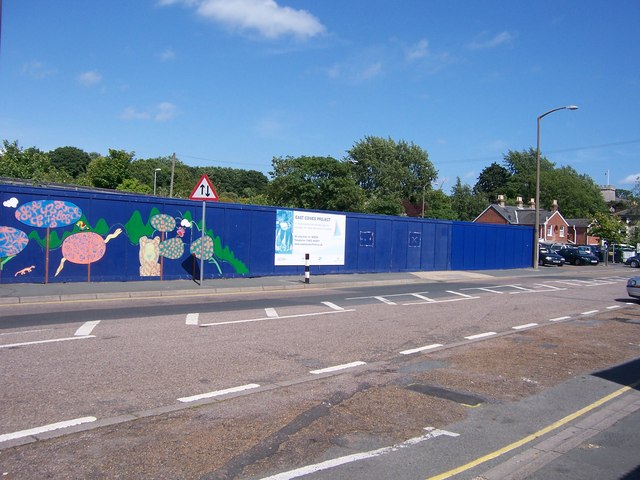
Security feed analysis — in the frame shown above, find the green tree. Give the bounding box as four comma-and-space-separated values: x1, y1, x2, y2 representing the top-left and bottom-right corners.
423, 189, 457, 220
86, 149, 134, 189
542, 166, 606, 218
0, 140, 70, 182
116, 178, 152, 194
267, 156, 365, 212
198, 166, 268, 199
497, 149, 605, 217
473, 162, 510, 202
347, 136, 437, 214
48, 146, 91, 178
452, 177, 488, 221
589, 212, 626, 245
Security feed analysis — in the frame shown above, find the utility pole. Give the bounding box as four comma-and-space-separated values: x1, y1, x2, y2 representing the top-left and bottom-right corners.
169, 153, 176, 197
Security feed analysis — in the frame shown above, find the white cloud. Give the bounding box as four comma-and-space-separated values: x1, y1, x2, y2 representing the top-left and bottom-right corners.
360, 62, 383, 81
21, 61, 55, 79
406, 39, 429, 61
120, 102, 178, 122
620, 173, 640, 185
78, 70, 103, 87
159, 47, 176, 61
327, 60, 383, 83
155, 102, 178, 121
467, 31, 513, 50
3, 197, 19, 208
160, 0, 325, 39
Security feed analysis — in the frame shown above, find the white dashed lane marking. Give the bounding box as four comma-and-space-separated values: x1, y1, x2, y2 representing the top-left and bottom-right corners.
400, 344, 444, 355
178, 384, 261, 403
310, 361, 367, 375
513, 323, 538, 330
74, 320, 100, 336
0, 417, 97, 443
464, 332, 497, 340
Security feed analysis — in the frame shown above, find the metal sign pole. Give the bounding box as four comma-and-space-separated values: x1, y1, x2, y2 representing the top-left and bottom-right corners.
200, 200, 205, 286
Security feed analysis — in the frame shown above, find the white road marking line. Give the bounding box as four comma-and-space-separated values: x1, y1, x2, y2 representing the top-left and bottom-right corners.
258, 427, 459, 480
549, 316, 571, 322
265, 308, 279, 318
464, 332, 497, 340
446, 290, 479, 299
606, 305, 621, 310
581, 310, 599, 315
200, 309, 355, 327
374, 296, 396, 305
507, 285, 535, 293
0, 416, 97, 443
321, 301, 345, 311
185, 313, 199, 325
178, 383, 261, 403
400, 343, 444, 355
310, 361, 366, 375
74, 320, 100, 336
0, 336, 96, 349
512, 323, 538, 330
532, 283, 566, 291
404, 296, 475, 306
474, 287, 505, 294
0, 329, 52, 336
410, 293, 435, 302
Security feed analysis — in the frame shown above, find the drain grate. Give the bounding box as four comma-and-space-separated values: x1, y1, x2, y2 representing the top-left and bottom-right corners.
407, 383, 484, 407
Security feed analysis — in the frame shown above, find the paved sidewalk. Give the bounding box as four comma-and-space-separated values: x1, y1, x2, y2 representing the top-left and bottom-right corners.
0, 264, 630, 305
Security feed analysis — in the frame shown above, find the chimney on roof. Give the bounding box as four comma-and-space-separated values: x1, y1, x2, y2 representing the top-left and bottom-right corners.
516, 196, 523, 209
529, 198, 535, 209
497, 194, 505, 207
552, 199, 558, 212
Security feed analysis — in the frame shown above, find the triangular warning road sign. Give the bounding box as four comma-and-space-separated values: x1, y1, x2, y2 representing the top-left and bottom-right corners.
189, 174, 219, 201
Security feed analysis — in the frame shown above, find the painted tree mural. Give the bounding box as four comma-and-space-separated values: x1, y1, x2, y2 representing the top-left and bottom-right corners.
0, 226, 29, 279
54, 229, 123, 281
15, 200, 82, 283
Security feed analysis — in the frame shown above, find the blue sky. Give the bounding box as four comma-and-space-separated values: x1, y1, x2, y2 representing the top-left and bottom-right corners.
2, 0, 639, 192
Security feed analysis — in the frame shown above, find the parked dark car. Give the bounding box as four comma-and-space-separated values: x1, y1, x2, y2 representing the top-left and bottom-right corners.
625, 255, 640, 268
578, 244, 603, 261
538, 247, 564, 266
557, 246, 599, 265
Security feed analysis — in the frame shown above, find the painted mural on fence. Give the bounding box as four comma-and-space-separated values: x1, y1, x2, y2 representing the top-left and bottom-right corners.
1, 195, 249, 283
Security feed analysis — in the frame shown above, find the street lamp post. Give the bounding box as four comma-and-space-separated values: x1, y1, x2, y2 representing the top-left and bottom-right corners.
533, 105, 578, 269
153, 168, 161, 195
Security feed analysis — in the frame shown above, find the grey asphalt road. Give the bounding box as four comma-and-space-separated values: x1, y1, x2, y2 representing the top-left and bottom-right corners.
0, 264, 639, 479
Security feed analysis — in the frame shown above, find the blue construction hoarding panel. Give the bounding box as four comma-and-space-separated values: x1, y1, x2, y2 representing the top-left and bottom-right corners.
0, 182, 532, 284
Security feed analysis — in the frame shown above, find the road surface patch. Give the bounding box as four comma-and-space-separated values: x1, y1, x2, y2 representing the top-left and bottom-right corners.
406, 384, 484, 407
258, 427, 459, 480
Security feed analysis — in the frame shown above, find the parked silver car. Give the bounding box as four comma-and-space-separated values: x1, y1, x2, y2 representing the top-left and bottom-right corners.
628, 276, 640, 300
